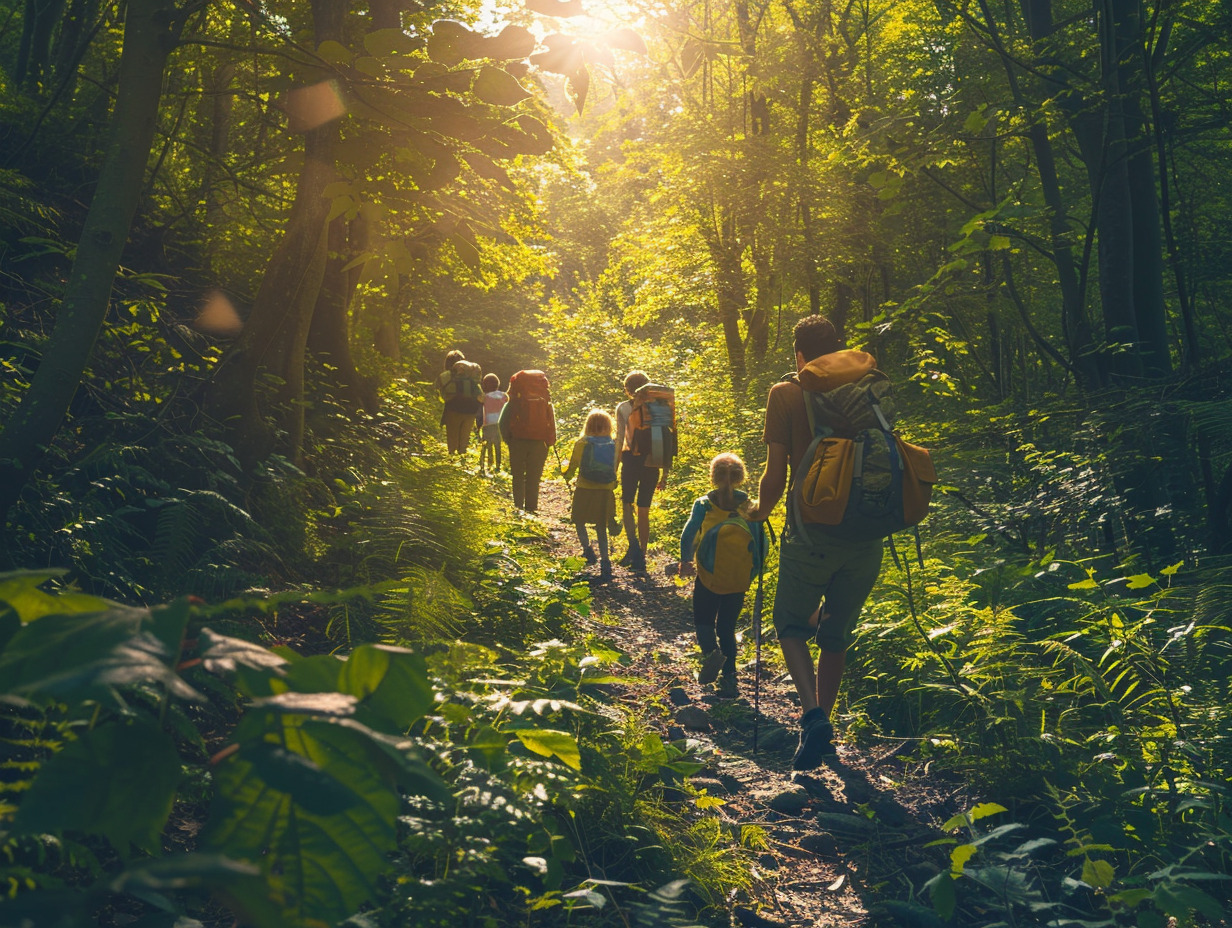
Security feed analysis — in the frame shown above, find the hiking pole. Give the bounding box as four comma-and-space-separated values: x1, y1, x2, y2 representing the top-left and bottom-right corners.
752, 556, 764, 754
551, 441, 573, 490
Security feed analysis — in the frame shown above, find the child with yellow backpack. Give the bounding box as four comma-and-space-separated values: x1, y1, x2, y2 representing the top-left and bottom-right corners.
678, 453, 768, 698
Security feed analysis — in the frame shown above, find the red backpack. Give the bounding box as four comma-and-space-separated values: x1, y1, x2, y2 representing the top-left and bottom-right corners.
507, 370, 556, 443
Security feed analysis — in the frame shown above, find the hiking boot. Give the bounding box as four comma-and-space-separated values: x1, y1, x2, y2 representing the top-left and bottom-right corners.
599, 558, 612, 582
717, 672, 739, 699
628, 547, 647, 573
582, 546, 598, 565
698, 649, 725, 686
792, 708, 836, 771
617, 547, 634, 567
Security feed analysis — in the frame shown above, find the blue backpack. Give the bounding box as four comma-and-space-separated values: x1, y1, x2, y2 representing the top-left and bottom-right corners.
580, 436, 617, 483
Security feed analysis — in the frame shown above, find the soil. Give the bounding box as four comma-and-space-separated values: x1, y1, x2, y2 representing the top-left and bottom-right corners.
533, 481, 974, 928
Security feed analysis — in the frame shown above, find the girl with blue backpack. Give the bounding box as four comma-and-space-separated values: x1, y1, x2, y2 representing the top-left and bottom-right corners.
679, 453, 767, 698
559, 409, 619, 582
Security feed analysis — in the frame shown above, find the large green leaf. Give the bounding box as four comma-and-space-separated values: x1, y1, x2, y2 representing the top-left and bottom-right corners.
483, 24, 535, 60
0, 607, 199, 702
12, 717, 181, 855
514, 729, 582, 770
341, 644, 434, 731
204, 714, 401, 926
0, 569, 112, 622
472, 66, 530, 106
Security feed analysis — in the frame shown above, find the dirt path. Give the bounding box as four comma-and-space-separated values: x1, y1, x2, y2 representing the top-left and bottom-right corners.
533, 481, 972, 928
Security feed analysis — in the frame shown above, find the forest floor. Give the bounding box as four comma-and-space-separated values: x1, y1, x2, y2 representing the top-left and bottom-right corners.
531, 480, 976, 928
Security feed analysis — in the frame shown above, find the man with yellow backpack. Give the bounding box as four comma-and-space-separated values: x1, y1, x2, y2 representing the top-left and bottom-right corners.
747, 315, 935, 770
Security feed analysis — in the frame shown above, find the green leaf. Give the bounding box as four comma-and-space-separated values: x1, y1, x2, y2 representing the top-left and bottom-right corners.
1159, 561, 1184, 576
317, 39, 353, 65
0, 609, 200, 702
989, 235, 1011, 250
602, 26, 647, 55
1068, 578, 1099, 590
363, 27, 420, 58
13, 717, 181, 855
515, 729, 582, 770
969, 802, 1008, 822
1151, 884, 1225, 920
240, 741, 361, 815
1124, 574, 1155, 590
950, 843, 977, 875
483, 24, 535, 60
472, 66, 530, 106
929, 873, 956, 919
205, 715, 401, 926
284, 654, 345, 693
343, 645, 434, 731
0, 569, 112, 622
198, 628, 288, 676
1082, 858, 1115, 889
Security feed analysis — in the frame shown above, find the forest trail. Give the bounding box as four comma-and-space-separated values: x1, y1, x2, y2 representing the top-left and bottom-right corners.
531, 480, 975, 928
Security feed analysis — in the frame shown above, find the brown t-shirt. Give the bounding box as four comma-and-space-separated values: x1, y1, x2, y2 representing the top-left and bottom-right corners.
762, 379, 814, 478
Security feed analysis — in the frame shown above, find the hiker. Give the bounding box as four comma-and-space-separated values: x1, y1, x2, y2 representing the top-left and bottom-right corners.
477, 373, 508, 475
614, 370, 672, 572
746, 315, 888, 770
559, 408, 619, 582
679, 452, 766, 699
499, 369, 556, 513
437, 350, 483, 457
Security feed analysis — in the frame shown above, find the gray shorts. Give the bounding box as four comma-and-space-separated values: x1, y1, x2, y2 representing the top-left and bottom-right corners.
772, 528, 883, 652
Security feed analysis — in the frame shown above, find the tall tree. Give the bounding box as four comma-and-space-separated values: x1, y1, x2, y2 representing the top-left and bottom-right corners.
0, 0, 184, 558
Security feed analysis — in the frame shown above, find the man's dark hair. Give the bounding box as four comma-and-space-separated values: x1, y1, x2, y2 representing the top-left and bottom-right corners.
623, 370, 650, 394
444, 349, 465, 371
793, 315, 841, 362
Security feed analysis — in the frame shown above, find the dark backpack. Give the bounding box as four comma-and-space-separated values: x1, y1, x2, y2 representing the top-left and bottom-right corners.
580, 436, 617, 483
791, 353, 936, 542
507, 370, 556, 443
444, 360, 483, 413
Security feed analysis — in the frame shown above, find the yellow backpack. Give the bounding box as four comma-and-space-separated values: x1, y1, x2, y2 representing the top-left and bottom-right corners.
696, 501, 767, 596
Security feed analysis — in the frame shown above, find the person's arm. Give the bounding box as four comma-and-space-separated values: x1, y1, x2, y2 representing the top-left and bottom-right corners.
561, 439, 583, 479
747, 442, 789, 521
614, 403, 627, 456
498, 398, 513, 442
679, 498, 708, 564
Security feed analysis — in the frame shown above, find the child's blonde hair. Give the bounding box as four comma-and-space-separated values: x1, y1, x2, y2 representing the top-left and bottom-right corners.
582, 408, 614, 437
710, 452, 746, 510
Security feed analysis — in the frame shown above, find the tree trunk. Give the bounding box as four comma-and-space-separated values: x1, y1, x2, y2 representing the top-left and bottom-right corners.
15, 0, 67, 89
1019, 0, 1102, 389
705, 206, 748, 392
0, 0, 177, 554
201, 60, 235, 231
307, 214, 380, 412
1098, 0, 1143, 379
204, 122, 336, 467
204, 0, 345, 467
748, 242, 773, 362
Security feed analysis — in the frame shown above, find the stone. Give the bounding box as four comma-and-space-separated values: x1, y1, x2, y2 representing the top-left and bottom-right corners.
668, 686, 690, 706
752, 725, 793, 753
675, 705, 712, 731
798, 833, 838, 856
752, 785, 810, 816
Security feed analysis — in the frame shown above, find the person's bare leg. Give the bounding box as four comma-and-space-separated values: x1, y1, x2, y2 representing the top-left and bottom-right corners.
780, 637, 818, 714
636, 505, 650, 553
816, 649, 847, 718
622, 502, 636, 548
